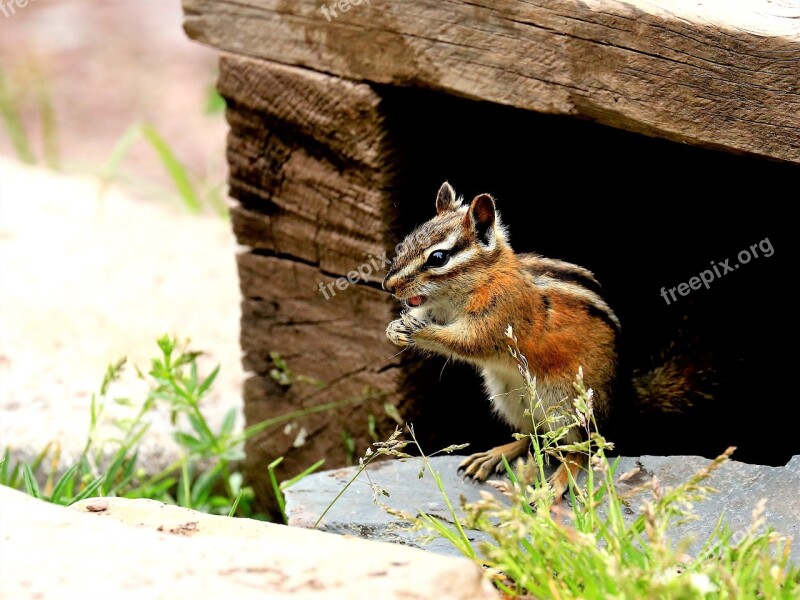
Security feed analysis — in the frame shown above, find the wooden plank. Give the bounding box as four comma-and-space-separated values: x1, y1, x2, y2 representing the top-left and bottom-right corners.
237, 253, 394, 376
221, 55, 394, 277
218, 57, 414, 513
184, 0, 800, 164
218, 54, 391, 171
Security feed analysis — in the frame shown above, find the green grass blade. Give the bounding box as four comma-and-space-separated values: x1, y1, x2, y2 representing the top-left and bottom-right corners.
105, 450, 140, 497
267, 457, 287, 523
179, 461, 192, 508
35, 73, 60, 170
0, 448, 11, 486
50, 464, 80, 505
219, 408, 237, 438
100, 123, 143, 191
0, 69, 36, 164
234, 392, 383, 446
21, 464, 41, 499
419, 511, 475, 558
190, 463, 223, 507
71, 475, 105, 503
313, 459, 376, 529
139, 123, 202, 213
227, 489, 244, 518
280, 459, 325, 491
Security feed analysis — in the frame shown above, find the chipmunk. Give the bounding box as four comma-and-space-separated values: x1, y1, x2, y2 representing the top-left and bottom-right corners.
382, 182, 648, 498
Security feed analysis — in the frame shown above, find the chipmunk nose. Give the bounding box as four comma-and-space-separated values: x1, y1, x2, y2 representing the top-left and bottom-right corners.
383, 264, 400, 293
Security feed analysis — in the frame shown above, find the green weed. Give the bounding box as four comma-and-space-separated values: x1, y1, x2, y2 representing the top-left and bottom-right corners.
100, 122, 227, 217
0, 337, 374, 520
0, 65, 59, 167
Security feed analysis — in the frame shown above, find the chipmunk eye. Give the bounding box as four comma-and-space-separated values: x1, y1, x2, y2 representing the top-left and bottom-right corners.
425, 250, 451, 268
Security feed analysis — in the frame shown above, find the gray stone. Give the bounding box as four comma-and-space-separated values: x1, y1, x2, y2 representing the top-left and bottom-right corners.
286, 456, 507, 556
616, 454, 800, 561
285, 454, 800, 562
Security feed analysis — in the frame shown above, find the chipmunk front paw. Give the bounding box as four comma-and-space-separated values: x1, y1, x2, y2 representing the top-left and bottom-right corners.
386, 312, 428, 347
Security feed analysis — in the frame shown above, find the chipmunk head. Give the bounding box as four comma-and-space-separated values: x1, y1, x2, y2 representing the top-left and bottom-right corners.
383, 182, 509, 310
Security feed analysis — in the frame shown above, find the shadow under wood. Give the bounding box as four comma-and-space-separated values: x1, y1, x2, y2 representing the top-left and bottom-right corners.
379, 84, 798, 467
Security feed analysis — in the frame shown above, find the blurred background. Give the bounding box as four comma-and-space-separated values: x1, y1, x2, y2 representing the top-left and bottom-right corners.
0, 0, 225, 183
0, 1, 244, 496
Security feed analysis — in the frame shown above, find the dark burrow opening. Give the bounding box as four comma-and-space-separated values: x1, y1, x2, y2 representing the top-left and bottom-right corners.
379, 84, 798, 467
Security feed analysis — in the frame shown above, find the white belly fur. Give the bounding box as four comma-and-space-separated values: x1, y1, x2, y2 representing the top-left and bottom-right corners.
481, 364, 578, 443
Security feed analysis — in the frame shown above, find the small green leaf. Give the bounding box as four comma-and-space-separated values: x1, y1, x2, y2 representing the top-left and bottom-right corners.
22, 464, 41, 499
198, 365, 220, 397
219, 408, 237, 438
50, 464, 80, 505
172, 432, 206, 452
191, 464, 222, 506
218, 448, 245, 462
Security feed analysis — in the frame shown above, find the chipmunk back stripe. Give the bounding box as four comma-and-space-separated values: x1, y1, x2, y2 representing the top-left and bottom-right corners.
533, 275, 621, 330
520, 255, 605, 297
586, 303, 623, 336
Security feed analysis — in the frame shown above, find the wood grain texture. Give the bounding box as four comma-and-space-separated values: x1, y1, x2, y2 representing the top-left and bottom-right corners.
184, 0, 800, 164
221, 55, 395, 278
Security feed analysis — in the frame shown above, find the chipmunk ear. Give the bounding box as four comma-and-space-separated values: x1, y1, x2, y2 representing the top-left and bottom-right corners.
435, 181, 459, 215
467, 194, 496, 246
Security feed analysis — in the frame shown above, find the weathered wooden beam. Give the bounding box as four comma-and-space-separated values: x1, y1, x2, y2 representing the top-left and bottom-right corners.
184, 0, 800, 164
221, 54, 394, 278
220, 57, 417, 513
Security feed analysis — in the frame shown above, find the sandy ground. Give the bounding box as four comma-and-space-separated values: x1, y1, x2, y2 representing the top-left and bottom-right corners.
0, 158, 243, 470
0, 1, 240, 470
0, 0, 226, 189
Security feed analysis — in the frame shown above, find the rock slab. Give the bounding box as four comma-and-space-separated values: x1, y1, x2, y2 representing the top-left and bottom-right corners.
286, 455, 800, 562
0, 486, 496, 600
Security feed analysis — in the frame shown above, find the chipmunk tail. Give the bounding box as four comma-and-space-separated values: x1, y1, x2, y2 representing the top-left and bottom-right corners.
631, 335, 719, 415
